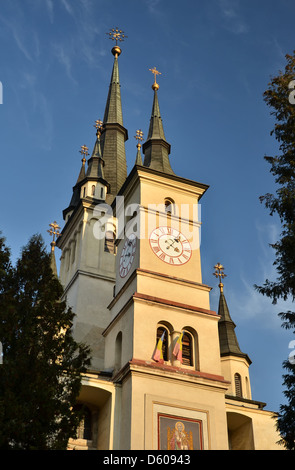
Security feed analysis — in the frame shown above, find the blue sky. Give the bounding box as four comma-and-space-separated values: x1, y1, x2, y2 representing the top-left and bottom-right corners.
0, 0, 294, 413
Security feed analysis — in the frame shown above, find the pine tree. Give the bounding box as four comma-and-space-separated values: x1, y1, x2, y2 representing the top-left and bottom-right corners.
0, 234, 91, 450
255, 52, 295, 450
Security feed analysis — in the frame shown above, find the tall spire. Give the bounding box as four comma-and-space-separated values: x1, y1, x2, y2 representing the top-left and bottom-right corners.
63, 146, 89, 219
142, 67, 174, 175
213, 263, 251, 363
47, 221, 60, 277
100, 28, 128, 204
86, 120, 108, 184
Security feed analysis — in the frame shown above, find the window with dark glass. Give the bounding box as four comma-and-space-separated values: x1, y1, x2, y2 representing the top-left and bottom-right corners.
156, 326, 168, 361
234, 373, 242, 397
182, 332, 193, 366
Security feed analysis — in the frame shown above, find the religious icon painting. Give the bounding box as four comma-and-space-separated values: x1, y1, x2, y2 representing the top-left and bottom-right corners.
157, 413, 203, 450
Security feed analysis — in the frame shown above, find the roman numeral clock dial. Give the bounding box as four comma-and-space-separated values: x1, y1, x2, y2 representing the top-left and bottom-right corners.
149, 227, 192, 265
119, 233, 137, 278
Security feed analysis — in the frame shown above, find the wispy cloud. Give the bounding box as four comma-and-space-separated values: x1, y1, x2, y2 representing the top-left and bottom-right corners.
0, 14, 34, 61
61, 0, 74, 16
47, 1, 106, 80
218, 0, 249, 34
45, 0, 54, 23
145, 0, 162, 14
15, 72, 53, 151
226, 221, 293, 330
52, 43, 78, 86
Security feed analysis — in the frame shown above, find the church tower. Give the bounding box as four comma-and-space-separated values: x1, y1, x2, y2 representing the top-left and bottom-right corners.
56, 32, 128, 370
55, 30, 281, 451
103, 69, 230, 450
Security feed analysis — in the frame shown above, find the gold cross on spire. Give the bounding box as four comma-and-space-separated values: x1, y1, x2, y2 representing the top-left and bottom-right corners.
94, 119, 103, 137
80, 145, 89, 157
213, 263, 227, 292
79, 144, 89, 164
134, 129, 144, 148
47, 221, 61, 252
149, 67, 161, 90
94, 119, 103, 130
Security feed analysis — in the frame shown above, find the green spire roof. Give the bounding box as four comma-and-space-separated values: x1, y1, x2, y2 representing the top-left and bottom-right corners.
86, 128, 108, 184
103, 54, 123, 125
217, 285, 251, 365
213, 263, 251, 364
142, 76, 174, 175
66, 157, 86, 211
100, 47, 128, 203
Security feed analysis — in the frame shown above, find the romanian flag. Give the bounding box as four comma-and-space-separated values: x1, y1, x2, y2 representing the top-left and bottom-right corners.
173, 332, 183, 362
153, 331, 165, 363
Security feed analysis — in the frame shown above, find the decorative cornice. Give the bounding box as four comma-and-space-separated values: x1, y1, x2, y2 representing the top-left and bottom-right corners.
133, 292, 218, 317
112, 358, 229, 388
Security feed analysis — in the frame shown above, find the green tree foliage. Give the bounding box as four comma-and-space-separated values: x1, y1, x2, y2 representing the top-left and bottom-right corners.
0, 234, 91, 450
255, 52, 295, 449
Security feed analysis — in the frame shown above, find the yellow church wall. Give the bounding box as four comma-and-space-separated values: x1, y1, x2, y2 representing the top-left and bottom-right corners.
221, 356, 252, 399
136, 269, 211, 310
125, 370, 229, 450
103, 303, 135, 372
104, 292, 223, 379
132, 298, 223, 377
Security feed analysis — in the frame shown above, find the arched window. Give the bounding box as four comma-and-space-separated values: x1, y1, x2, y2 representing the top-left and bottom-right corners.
234, 373, 242, 397
156, 326, 169, 362
83, 187, 86, 198
91, 185, 96, 196
104, 230, 116, 254
115, 331, 122, 371
182, 331, 193, 366
164, 198, 175, 215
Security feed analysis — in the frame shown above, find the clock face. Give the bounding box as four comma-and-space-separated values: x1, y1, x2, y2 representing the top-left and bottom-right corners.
119, 233, 137, 278
149, 226, 192, 265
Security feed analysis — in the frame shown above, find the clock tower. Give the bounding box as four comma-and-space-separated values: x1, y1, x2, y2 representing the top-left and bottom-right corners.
103, 71, 229, 450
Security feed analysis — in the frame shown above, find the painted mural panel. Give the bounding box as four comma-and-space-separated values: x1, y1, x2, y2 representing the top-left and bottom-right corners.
158, 413, 203, 450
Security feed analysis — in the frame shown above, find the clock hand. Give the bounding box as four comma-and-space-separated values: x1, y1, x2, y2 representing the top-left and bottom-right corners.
165, 238, 176, 249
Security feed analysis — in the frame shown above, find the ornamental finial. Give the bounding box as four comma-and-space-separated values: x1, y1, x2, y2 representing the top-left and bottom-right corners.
149, 67, 161, 90
106, 27, 128, 58
47, 221, 61, 252
79, 144, 89, 164
94, 119, 103, 137
213, 263, 227, 292
134, 129, 144, 149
